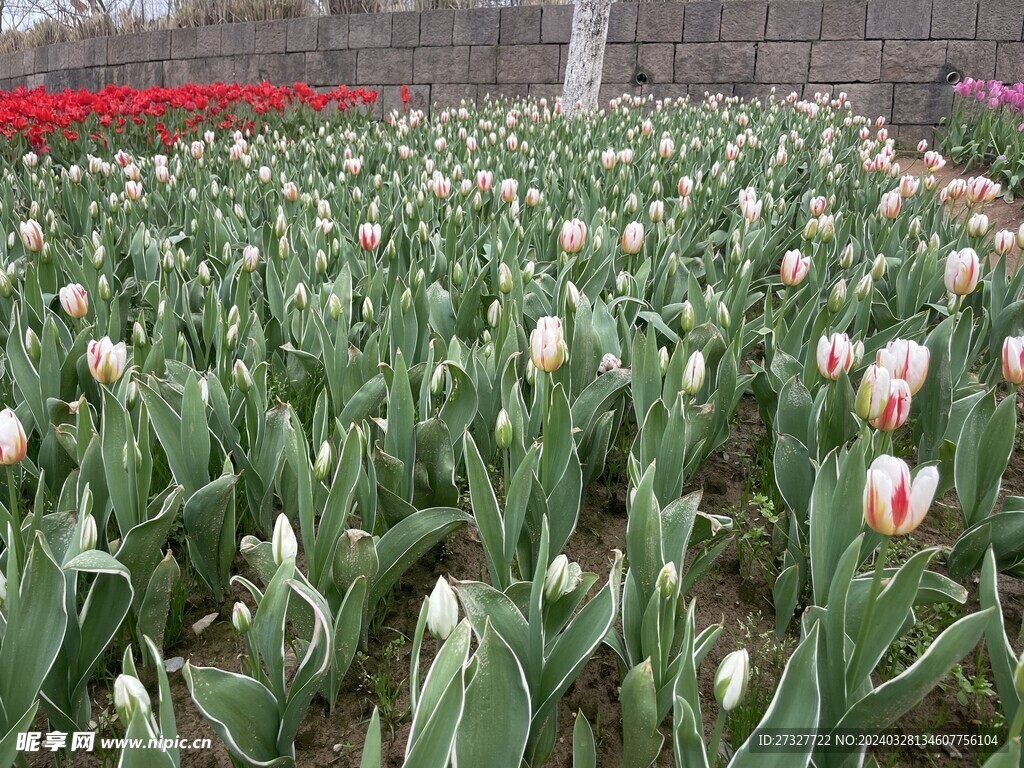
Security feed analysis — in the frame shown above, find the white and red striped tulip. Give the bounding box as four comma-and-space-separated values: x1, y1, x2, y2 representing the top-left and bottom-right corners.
863, 455, 938, 536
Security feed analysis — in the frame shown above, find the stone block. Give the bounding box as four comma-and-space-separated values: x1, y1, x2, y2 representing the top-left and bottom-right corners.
305, 50, 357, 86
808, 40, 881, 81
996, 42, 1024, 80
866, 0, 932, 40
196, 26, 222, 57
529, 83, 563, 101
892, 83, 952, 123
109, 60, 164, 88
223, 55, 260, 82
349, 13, 391, 48
638, 42, 674, 83
496, 44, 559, 83
643, 82, 689, 102
454, 8, 499, 45
674, 42, 756, 82
930, 0, 977, 39
766, 1, 822, 40
108, 30, 170, 64
469, 45, 497, 83
258, 53, 306, 83
319, 16, 348, 50
881, 40, 948, 82
600, 83, 640, 104
500, 6, 541, 44
433, 82, 478, 107
608, 3, 638, 42
542, 5, 573, 43
736, 81, 802, 100
414, 46, 469, 83
171, 27, 197, 59
43, 68, 70, 90
67, 67, 104, 90
0, 54, 11, 80
69, 37, 106, 69
287, 17, 318, 52
807, 81, 893, 120
220, 23, 255, 57
639, 2, 685, 42
603, 43, 638, 81
684, 1, 722, 42
976, 0, 1024, 40
254, 20, 287, 54
392, 12, 420, 47
721, 1, 767, 41
33, 46, 48, 73
689, 82, 735, 96
756, 42, 811, 82
420, 10, 453, 45
485, 83, 530, 101
821, 0, 866, 39
382, 83, 428, 114
947, 40, 997, 79
357, 48, 411, 84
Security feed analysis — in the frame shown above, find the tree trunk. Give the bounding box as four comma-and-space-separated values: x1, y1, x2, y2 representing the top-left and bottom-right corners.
561, 0, 613, 120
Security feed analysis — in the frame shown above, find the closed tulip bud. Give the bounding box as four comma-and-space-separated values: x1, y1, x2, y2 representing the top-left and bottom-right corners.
679, 301, 695, 333
839, 241, 855, 268
233, 360, 253, 393
80, 514, 97, 552
855, 273, 873, 300
714, 649, 750, 712
90, 245, 106, 271
657, 561, 678, 598
114, 675, 152, 725
19, 219, 44, 252
498, 263, 513, 294
313, 441, 333, 481
559, 218, 587, 253
565, 281, 581, 313
995, 230, 1016, 255
231, 602, 252, 634
967, 213, 989, 238
272, 514, 298, 565
682, 350, 706, 395
495, 408, 513, 449
621, 221, 645, 254
864, 455, 938, 535
803, 217, 818, 240
531, 316, 567, 372
24, 327, 40, 361
0, 270, 11, 298
362, 297, 374, 323
543, 555, 574, 602
828, 279, 847, 312
198, 261, 213, 286
327, 294, 343, 320
871, 253, 887, 280
658, 346, 670, 375
242, 245, 260, 272
0, 408, 28, 465
59, 283, 89, 319
717, 302, 731, 329
486, 299, 501, 328
98, 275, 111, 300
816, 332, 853, 380
856, 364, 891, 421
131, 321, 147, 347
944, 248, 981, 296
401, 288, 412, 313
452, 262, 464, 286
427, 577, 459, 640
1002, 336, 1024, 385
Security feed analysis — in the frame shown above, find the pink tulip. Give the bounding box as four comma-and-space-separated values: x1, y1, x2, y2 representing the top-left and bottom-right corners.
816, 332, 854, 380
359, 222, 381, 251
809, 196, 827, 217
878, 190, 901, 219
944, 248, 981, 295
1002, 336, 1024, 385
876, 339, 930, 395
499, 178, 518, 203
780, 249, 811, 286
0, 408, 27, 465
621, 222, 644, 255
863, 455, 938, 535
59, 283, 89, 319
87, 337, 127, 385
869, 378, 911, 431
559, 219, 587, 254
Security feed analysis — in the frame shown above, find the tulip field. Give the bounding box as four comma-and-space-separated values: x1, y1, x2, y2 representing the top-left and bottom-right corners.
1, 80, 1024, 768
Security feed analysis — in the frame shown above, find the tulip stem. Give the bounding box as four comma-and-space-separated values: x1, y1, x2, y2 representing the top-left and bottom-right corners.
6, 465, 22, 569
708, 706, 728, 767
846, 536, 891, 692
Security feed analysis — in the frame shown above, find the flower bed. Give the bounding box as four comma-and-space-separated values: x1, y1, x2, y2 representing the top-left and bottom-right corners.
939, 77, 1024, 201
0, 84, 1022, 768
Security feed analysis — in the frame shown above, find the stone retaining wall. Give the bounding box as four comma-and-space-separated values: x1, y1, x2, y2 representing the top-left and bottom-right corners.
2, 0, 1022, 140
